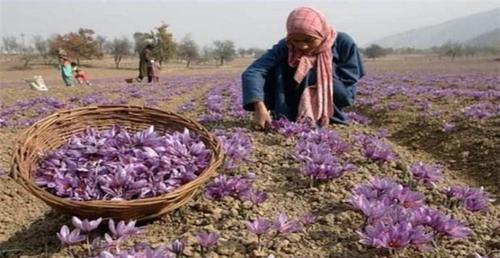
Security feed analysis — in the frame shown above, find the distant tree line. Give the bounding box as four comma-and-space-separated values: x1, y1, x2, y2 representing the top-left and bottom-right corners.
361, 41, 499, 61
0, 25, 268, 69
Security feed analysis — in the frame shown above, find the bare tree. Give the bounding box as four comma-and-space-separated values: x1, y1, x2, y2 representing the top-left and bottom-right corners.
33, 35, 49, 59
2, 36, 20, 54
438, 41, 463, 61
238, 48, 246, 57
106, 37, 132, 69
96, 35, 107, 54
20, 46, 35, 68
177, 34, 199, 68
213, 40, 236, 66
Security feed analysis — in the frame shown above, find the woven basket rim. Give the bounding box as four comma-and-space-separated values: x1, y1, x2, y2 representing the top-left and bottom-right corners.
10, 105, 223, 209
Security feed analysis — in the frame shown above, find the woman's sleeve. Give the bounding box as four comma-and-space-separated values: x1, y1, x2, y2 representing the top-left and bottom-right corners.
241, 40, 285, 111
333, 33, 365, 107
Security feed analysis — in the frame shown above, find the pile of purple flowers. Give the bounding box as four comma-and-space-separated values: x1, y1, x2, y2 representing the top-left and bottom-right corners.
214, 129, 253, 171
408, 162, 443, 187
351, 177, 471, 254
352, 133, 397, 163
444, 186, 491, 212
35, 125, 212, 200
292, 129, 356, 186
203, 173, 267, 206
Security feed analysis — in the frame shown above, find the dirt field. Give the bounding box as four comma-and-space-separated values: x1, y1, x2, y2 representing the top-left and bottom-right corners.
0, 55, 498, 258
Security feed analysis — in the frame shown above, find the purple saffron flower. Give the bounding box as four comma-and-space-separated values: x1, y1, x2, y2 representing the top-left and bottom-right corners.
272, 213, 301, 235
438, 219, 472, 239
300, 212, 316, 226
240, 190, 268, 206
57, 225, 86, 246
108, 219, 143, 238
196, 231, 220, 248
463, 187, 490, 212
246, 218, 271, 236
168, 239, 184, 255
72, 216, 102, 233
443, 186, 466, 200
395, 188, 425, 209
442, 122, 456, 133
372, 222, 413, 250
409, 162, 442, 187
443, 186, 490, 212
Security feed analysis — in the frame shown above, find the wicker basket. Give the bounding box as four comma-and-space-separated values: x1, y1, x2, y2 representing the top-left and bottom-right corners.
10, 105, 223, 221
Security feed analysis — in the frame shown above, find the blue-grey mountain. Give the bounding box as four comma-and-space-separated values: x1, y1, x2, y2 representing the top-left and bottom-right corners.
370, 8, 500, 48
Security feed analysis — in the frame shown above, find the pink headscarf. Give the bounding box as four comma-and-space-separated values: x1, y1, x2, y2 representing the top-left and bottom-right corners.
286, 7, 337, 127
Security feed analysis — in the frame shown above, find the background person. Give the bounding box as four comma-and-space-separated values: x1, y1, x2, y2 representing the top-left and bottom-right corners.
137, 43, 155, 83
71, 62, 92, 86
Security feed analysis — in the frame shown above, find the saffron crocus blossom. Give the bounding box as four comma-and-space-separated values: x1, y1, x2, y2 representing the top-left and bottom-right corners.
272, 213, 301, 235
240, 189, 268, 206
214, 129, 253, 171
434, 217, 472, 239
443, 186, 490, 212
108, 219, 143, 239
299, 212, 316, 226
72, 216, 102, 233
270, 118, 312, 137
462, 187, 490, 212
358, 221, 431, 251
168, 239, 184, 256
409, 162, 443, 187
346, 111, 371, 125
246, 218, 271, 236
203, 173, 255, 201
196, 231, 220, 248
352, 133, 397, 163
246, 218, 271, 251
297, 128, 351, 155
196, 231, 219, 258
57, 225, 86, 246
442, 122, 456, 133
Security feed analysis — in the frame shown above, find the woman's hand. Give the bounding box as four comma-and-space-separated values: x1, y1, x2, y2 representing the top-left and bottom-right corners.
253, 101, 272, 130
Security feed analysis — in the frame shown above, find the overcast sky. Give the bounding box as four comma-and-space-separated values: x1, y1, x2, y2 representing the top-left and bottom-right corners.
0, 0, 498, 49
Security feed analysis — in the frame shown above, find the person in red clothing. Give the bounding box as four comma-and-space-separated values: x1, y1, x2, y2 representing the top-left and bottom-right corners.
71, 62, 92, 86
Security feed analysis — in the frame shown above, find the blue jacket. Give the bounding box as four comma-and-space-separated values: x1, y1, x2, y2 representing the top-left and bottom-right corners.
241, 32, 365, 124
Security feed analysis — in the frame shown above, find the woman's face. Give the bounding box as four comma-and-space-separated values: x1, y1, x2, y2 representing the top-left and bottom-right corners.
287, 33, 322, 54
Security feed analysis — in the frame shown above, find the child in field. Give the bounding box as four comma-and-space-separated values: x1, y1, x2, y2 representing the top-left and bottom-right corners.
242, 6, 365, 129
151, 60, 160, 83
71, 62, 92, 86
59, 55, 74, 87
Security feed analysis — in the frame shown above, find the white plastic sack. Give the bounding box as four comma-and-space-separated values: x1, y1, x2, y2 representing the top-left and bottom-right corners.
25, 75, 48, 91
